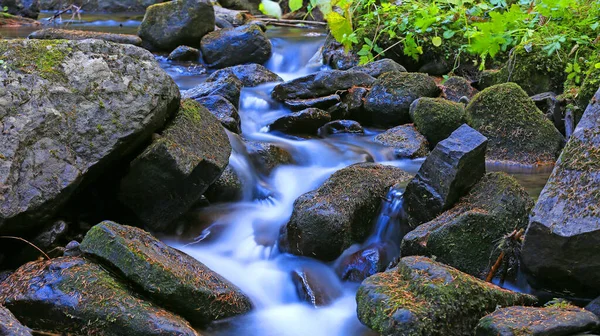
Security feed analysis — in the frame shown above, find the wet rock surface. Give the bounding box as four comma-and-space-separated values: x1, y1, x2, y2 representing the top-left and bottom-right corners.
167, 45, 201, 61
335, 242, 390, 282
119, 99, 231, 231
475, 305, 600, 336
374, 124, 429, 159
0, 304, 32, 336
245, 141, 294, 175
404, 124, 488, 225
270, 108, 332, 135
29, 28, 143, 46
349, 58, 407, 78
466, 82, 564, 166
207, 63, 282, 87
0, 39, 179, 235
402, 172, 534, 278
182, 72, 242, 107
291, 265, 343, 307
80, 221, 252, 326
410, 97, 468, 147
284, 94, 341, 112
195, 95, 241, 133
271, 70, 375, 100
138, 0, 215, 51
365, 72, 440, 127
442, 76, 477, 102
278, 163, 411, 261
201, 24, 271, 69
0, 257, 199, 335
318, 120, 364, 136
356, 256, 537, 336
521, 87, 600, 297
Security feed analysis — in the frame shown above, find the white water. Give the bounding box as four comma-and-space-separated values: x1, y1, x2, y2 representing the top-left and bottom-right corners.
166, 27, 422, 336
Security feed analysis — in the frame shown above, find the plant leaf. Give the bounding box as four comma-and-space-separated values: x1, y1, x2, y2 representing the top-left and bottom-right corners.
259, 0, 282, 18
432, 36, 442, 47
289, 0, 303, 12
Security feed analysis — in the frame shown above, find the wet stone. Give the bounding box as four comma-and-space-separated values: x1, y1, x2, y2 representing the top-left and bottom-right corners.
0, 304, 32, 336
29, 28, 143, 46
318, 120, 364, 137
284, 94, 341, 111
269, 108, 332, 135
374, 124, 429, 159
168, 45, 201, 62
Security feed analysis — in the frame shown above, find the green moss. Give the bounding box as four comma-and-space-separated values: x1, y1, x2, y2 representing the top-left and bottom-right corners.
0, 39, 72, 82
411, 97, 467, 147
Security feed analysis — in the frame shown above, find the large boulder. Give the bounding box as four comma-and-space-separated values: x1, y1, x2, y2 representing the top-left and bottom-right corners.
201, 24, 271, 69
39, 0, 166, 12
271, 70, 375, 101
80, 221, 252, 326
521, 87, 600, 297
410, 97, 468, 147
0, 257, 198, 335
28, 28, 142, 46
402, 172, 534, 278
374, 124, 429, 159
119, 99, 231, 231
364, 72, 440, 127
269, 108, 331, 135
404, 124, 488, 225
0, 39, 179, 235
0, 305, 32, 336
206, 63, 282, 87
475, 305, 600, 336
0, 0, 39, 18
138, 0, 215, 51
356, 256, 536, 336
466, 82, 564, 166
278, 163, 411, 261
195, 95, 241, 133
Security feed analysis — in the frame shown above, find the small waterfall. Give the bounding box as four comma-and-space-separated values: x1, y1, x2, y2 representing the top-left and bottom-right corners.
368, 185, 408, 245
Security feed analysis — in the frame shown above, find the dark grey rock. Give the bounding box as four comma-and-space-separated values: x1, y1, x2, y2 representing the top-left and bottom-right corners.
404, 124, 488, 225
321, 35, 358, 70
442, 76, 478, 103
204, 165, 243, 203
365, 72, 440, 127
33, 220, 68, 249
0, 304, 32, 336
182, 72, 242, 107
335, 242, 391, 282
270, 108, 331, 135
521, 87, 600, 297
284, 94, 340, 111
138, 0, 215, 51
167, 45, 201, 61
409, 97, 468, 147
374, 124, 429, 159
272, 70, 375, 101
195, 95, 241, 133
63, 240, 81, 257
291, 265, 343, 307
318, 120, 364, 136
245, 141, 294, 175
207, 63, 282, 87
201, 24, 271, 68
350, 58, 407, 78
278, 163, 411, 261
0, 39, 179, 235
119, 99, 231, 231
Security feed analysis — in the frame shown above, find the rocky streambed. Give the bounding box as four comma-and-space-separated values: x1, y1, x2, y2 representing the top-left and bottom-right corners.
0, 1, 599, 335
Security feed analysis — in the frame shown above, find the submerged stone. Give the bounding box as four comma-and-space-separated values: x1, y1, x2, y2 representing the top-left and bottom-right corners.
521, 86, 600, 297
278, 163, 411, 261
29, 28, 142, 46
404, 124, 488, 225
269, 108, 331, 135
374, 124, 429, 159
119, 99, 230, 231
356, 256, 536, 336
201, 24, 271, 69
80, 221, 252, 326
0, 257, 199, 335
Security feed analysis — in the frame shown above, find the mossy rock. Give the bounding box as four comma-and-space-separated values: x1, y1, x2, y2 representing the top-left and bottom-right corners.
138, 0, 215, 51
466, 82, 564, 166
0, 257, 198, 336
0, 304, 32, 335
410, 97, 467, 147
477, 46, 567, 96
573, 62, 600, 126
475, 305, 600, 335
278, 163, 411, 261
80, 221, 252, 327
374, 124, 430, 158
29, 28, 142, 46
365, 72, 440, 127
119, 99, 231, 231
0, 12, 39, 26
402, 172, 534, 278
356, 256, 537, 336
0, 0, 39, 19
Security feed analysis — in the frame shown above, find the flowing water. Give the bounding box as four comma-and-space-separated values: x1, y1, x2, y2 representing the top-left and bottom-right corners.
3, 16, 553, 335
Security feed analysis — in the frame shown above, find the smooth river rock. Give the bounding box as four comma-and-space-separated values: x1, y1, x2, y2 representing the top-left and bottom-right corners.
374, 124, 429, 159
0, 39, 179, 235
271, 70, 375, 101
201, 24, 271, 69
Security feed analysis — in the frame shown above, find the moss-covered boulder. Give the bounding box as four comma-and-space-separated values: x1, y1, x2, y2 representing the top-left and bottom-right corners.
278, 163, 411, 261
356, 256, 537, 336
0, 39, 179, 235
271, 70, 375, 100
183, 72, 242, 107
350, 58, 407, 78
475, 305, 600, 336
477, 46, 566, 96
119, 99, 231, 231
521, 87, 600, 297
365, 72, 440, 127
374, 124, 429, 159
402, 172, 534, 278
0, 305, 32, 336
410, 97, 467, 147
466, 82, 564, 166
0, 0, 39, 18
80, 221, 252, 326
404, 124, 488, 225
574, 63, 600, 127
0, 257, 198, 335
201, 24, 271, 69
138, 0, 215, 51
196, 95, 241, 133
207, 63, 282, 87
270, 108, 331, 135
29, 28, 142, 46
